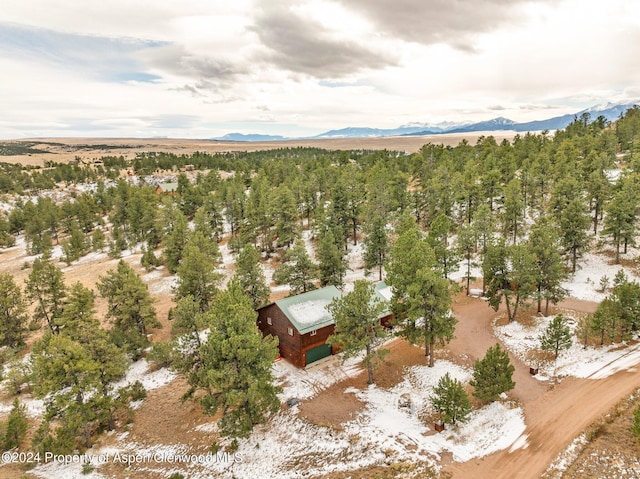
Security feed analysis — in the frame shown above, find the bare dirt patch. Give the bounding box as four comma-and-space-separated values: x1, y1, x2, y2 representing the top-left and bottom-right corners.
298, 378, 365, 426
560, 403, 640, 478
96, 376, 221, 479
298, 339, 428, 427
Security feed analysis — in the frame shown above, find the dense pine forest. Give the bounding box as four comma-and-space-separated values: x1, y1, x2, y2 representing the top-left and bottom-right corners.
1, 107, 640, 474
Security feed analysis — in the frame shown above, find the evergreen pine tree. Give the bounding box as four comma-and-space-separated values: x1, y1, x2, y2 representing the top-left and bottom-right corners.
502, 178, 525, 244
3, 399, 28, 450
317, 229, 347, 288
271, 185, 298, 248
603, 177, 638, 264
484, 241, 536, 322
198, 280, 281, 438
428, 213, 460, 279
91, 228, 106, 252
457, 223, 478, 296
273, 239, 318, 295
97, 260, 159, 356
558, 197, 590, 273
0, 273, 28, 348
31, 283, 129, 451
385, 217, 435, 322
363, 215, 388, 281
235, 245, 270, 309
539, 314, 573, 359
430, 373, 472, 425
528, 218, 567, 315
25, 256, 66, 334
175, 231, 222, 312
163, 207, 189, 274
470, 343, 515, 403
327, 280, 389, 384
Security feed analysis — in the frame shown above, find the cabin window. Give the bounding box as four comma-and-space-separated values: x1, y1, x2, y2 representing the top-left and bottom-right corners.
288, 327, 294, 336
310, 330, 317, 336
267, 317, 272, 326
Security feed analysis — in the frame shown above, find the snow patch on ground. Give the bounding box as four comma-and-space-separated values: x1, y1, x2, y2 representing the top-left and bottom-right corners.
113, 359, 177, 392
23, 355, 527, 479
263, 260, 290, 295
0, 396, 45, 418
273, 355, 363, 400
301, 229, 317, 262
427, 402, 526, 462
495, 315, 640, 380
50, 244, 63, 260
142, 267, 165, 282
343, 360, 525, 463
449, 259, 483, 283
193, 422, 218, 433
61, 250, 109, 270
562, 236, 640, 302
544, 434, 588, 478
218, 242, 235, 266
148, 274, 178, 295
561, 251, 625, 302
30, 461, 108, 479
343, 241, 370, 291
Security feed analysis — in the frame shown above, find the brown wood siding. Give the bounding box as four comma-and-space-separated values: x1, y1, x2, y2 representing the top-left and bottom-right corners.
380, 313, 395, 329
257, 304, 304, 367
256, 304, 337, 368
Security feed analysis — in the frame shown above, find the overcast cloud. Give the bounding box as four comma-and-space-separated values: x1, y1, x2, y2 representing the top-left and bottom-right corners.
0, 0, 639, 138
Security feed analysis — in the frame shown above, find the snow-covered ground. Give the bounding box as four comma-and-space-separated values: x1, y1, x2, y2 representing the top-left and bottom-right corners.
449, 258, 483, 284
343, 241, 372, 292
344, 361, 526, 463
147, 274, 178, 295
495, 315, 640, 380
30, 356, 525, 479
112, 359, 176, 392
274, 354, 363, 400
560, 250, 635, 302
8, 196, 640, 477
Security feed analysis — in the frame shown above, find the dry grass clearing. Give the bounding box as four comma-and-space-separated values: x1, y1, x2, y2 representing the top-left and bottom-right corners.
0, 132, 520, 167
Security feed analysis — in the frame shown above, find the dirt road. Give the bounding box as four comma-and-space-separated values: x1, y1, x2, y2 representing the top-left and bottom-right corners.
444, 295, 640, 479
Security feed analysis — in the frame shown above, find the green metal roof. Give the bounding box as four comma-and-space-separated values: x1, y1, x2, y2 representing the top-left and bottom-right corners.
275, 286, 341, 334
274, 283, 392, 334
158, 182, 179, 192
374, 281, 392, 318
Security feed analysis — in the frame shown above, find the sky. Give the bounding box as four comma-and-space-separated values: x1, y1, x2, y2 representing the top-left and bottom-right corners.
1, 0, 640, 139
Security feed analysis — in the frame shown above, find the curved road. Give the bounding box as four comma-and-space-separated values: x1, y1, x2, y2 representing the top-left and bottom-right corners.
443, 295, 640, 479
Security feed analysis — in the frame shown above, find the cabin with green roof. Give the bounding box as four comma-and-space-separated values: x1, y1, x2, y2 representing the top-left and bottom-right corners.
155, 182, 179, 196
256, 283, 393, 368
257, 286, 341, 368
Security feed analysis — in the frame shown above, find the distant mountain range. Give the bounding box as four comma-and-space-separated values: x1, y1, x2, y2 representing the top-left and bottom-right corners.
212, 101, 638, 142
